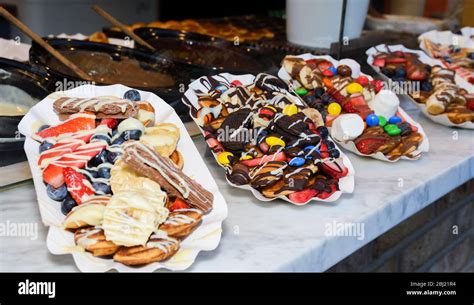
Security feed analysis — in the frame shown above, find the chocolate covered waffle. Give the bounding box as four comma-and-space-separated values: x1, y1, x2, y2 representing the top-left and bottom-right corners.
280, 54, 427, 161
53, 96, 139, 119
74, 227, 119, 257
372, 49, 474, 124
113, 234, 180, 266
184, 73, 351, 204
158, 208, 203, 239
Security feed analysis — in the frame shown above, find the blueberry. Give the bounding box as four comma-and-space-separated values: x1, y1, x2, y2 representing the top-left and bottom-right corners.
468, 52, 474, 60
321, 94, 331, 105
89, 150, 107, 167
443, 55, 452, 63
61, 195, 77, 215
381, 67, 393, 77
111, 135, 126, 146
87, 169, 100, 179
106, 150, 122, 163
314, 103, 325, 112
92, 182, 111, 195
122, 129, 142, 141
123, 89, 141, 101
46, 184, 68, 201
303, 94, 316, 105
317, 126, 329, 139
326, 140, 335, 150
313, 87, 325, 98
394, 68, 406, 78
420, 81, 433, 92
38, 124, 50, 132
98, 166, 111, 179
330, 149, 340, 159
91, 134, 110, 144
39, 141, 53, 153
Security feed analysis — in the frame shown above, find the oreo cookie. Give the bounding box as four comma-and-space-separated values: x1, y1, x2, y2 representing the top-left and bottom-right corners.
255, 73, 289, 93
219, 108, 253, 151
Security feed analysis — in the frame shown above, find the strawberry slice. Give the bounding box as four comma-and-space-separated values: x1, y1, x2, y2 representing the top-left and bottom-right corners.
407, 65, 429, 81
288, 189, 318, 205
33, 113, 96, 142
386, 57, 407, 64
319, 142, 330, 159
355, 137, 385, 155
372, 57, 386, 67
100, 118, 119, 129
373, 79, 384, 93
317, 183, 338, 199
322, 160, 349, 179
169, 198, 190, 211
38, 130, 94, 168
342, 101, 358, 113
349, 94, 366, 106
63, 167, 94, 204
466, 100, 474, 111
43, 141, 107, 187
317, 60, 333, 71
327, 87, 347, 104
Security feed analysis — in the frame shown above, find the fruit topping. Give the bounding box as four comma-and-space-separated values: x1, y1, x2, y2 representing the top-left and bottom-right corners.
33, 113, 96, 142
63, 167, 95, 204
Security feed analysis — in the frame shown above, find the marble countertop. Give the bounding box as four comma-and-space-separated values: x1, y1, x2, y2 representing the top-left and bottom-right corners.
0, 97, 473, 272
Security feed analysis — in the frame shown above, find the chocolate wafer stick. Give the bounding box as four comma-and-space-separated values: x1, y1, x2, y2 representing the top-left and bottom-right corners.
122, 141, 214, 213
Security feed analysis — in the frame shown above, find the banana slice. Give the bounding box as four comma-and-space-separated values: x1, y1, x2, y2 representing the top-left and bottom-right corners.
140, 123, 180, 157
63, 197, 109, 230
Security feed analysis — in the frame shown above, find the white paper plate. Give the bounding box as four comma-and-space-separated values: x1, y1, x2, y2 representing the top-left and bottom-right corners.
17, 84, 228, 272
417, 30, 474, 91
277, 53, 430, 161
418, 30, 474, 50
182, 73, 355, 205
366, 44, 474, 129
461, 27, 474, 38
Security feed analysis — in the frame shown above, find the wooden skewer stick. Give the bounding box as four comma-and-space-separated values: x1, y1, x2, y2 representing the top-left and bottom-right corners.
0, 6, 93, 81
91, 5, 156, 52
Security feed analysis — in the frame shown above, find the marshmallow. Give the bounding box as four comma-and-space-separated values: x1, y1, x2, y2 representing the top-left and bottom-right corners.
330, 114, 365, 142
368, 89, 400, 119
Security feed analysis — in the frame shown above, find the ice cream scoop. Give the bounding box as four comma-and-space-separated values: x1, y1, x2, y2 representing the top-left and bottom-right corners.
368, 89, 400, 119
330, 114, 365, 142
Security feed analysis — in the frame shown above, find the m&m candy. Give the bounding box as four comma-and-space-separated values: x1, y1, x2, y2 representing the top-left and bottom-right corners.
346, 82, 363, 94
388, 116, 402, 124
328, 66, 338, 75
265, 136, 285, 147
231, 80, 243, 87
215, 84, 227, 92
356, 76, 369, 86
365, 114, 379, 127
283, 104, 299, 116
289, 157, 305, 167
296, 88, 308, 96
378, 116, 387, 127
217, 152, 234, 165
327, 102, 342, 115
383, 124, 401, 136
